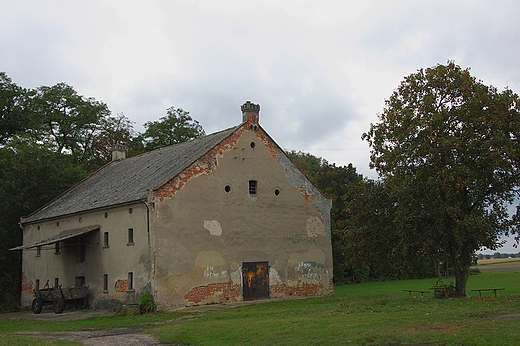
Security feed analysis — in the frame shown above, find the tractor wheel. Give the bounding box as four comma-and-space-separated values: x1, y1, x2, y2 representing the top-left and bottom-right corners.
53, 297, 66, 314
32, 297, 43, 314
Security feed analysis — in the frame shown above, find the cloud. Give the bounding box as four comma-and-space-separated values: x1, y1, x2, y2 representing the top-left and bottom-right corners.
2, 0, 520, 179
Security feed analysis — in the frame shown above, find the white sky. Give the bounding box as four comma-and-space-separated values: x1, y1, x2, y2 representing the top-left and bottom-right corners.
2, 0, 519, 253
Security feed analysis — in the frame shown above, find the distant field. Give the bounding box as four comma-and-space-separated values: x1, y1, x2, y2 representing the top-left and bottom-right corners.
477, 257, 520, 265
476, 257, 520, 273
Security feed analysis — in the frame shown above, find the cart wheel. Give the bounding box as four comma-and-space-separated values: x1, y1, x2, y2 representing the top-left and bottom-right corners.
31, 297, 43, 314
53, 297, 66, 314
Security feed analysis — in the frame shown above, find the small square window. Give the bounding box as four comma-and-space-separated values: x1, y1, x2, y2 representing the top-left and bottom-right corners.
249, 180, 257, 195
103, 232, 109, 247
127, 228, 134, 245
55, 242, 61, 254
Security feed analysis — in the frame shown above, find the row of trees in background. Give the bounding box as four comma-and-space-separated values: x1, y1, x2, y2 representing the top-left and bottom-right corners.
2, 61, 520, 309
477, 252, 520, 260
0, 72, 204, 310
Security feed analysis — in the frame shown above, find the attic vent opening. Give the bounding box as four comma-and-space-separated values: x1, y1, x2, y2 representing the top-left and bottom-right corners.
249, 180, 257, 196
225, 185, 231, 193
250, 142, 256, 149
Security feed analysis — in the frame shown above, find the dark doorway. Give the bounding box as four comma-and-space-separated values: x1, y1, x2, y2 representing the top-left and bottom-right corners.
242, 261, 269, 300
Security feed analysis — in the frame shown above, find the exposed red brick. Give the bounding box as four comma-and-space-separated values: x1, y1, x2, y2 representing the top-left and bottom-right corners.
184, 280, 242, 306
270, 282, 332, 297
154, 126, 244, 201
21, 272, 34, 295
256, 127, 318, 202
299, 187, 316, 205
152, 124, 286, 202
115, 279, 128, 293
256, 129, 282, 160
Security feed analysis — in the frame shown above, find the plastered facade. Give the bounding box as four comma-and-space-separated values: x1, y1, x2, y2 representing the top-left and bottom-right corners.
20, 203, 151, 309
151, 120, 333, 309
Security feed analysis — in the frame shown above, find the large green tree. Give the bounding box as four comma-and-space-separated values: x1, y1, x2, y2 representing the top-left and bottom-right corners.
363, 62, 520, 296
0, 72, 31, 144
139, 106, 205, 151
29, 82, 111, 162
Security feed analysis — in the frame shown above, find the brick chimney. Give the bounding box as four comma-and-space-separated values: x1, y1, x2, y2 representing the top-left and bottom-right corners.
111, 144, 127, 161
241, 101, 260, 125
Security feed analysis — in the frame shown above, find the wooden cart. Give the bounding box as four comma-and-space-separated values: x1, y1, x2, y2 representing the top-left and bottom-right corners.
32, 280, 89, 314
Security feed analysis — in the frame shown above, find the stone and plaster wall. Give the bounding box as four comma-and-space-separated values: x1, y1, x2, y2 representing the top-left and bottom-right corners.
20, 203, 150, 310
152, 121, 333, 310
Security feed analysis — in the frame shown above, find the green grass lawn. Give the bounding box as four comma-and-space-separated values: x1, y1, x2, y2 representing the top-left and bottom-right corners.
1, 269, 519, 345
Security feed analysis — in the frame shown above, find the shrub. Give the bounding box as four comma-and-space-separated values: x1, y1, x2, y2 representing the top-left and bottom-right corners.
432, 279, 456, 299
140, 291, 157, 313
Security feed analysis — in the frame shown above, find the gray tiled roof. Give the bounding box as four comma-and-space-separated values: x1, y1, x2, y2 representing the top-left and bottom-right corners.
22, 126, 239, 224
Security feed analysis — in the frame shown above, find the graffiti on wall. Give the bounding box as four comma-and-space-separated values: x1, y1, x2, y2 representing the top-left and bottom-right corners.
283, 233, 316, 244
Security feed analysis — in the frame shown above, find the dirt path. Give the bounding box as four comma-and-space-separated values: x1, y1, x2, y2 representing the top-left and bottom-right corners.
4, 309, 165, 344
48, 329, 164, 345
5, 300, 264, 345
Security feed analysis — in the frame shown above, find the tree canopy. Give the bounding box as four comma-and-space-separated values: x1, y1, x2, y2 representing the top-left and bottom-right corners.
0, 72, 31, 144
138, 106, 205, 151
363, 61, 520, 296
29, 83, 111, 161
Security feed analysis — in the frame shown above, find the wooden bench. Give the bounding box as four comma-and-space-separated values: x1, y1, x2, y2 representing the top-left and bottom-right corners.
470, 288, 505, 297
403, 289, 430, 297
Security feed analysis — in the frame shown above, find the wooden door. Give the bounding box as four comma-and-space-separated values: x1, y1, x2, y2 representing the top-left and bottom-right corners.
242, 261, 269, 300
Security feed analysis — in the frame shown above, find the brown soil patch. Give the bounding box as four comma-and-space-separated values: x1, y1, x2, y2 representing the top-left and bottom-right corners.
55, 329, 163, 346
18, 329, 164, 346
477, 263, 520, 272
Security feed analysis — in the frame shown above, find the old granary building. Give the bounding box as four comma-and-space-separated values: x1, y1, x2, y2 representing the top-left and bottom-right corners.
13, 101, 334, 310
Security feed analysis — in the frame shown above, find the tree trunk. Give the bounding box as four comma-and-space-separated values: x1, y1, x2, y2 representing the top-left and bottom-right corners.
450, 251, 470, 297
